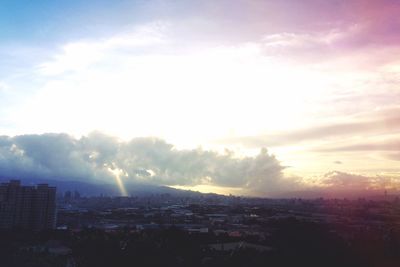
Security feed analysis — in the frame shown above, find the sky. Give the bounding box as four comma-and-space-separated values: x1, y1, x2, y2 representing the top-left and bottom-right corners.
0, 0, 399, 197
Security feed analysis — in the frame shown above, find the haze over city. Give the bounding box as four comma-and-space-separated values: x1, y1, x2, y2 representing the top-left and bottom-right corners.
1, 0, 399, 197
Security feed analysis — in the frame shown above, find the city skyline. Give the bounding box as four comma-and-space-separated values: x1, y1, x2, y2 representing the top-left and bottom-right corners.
1, 0, 399, 196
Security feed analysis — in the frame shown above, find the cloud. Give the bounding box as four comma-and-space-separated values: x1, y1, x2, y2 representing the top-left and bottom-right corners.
218, 109, 400, 148
333, 161, 342, 165
35, 0, 400, 77
316, 139, 400, 152
0, 132, 297, 195
37, 22, 168, 76
260, 22, 400, 62
1, 134, 398, 196
261, 28, 353, 61
320, 171, 371, 189
385, 152, 400, 161
257, 0, 400, 67
318, 171, 400, 191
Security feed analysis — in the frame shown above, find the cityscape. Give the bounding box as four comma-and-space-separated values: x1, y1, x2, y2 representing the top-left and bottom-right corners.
1, 0, 400, 266
2, 179, 400, 266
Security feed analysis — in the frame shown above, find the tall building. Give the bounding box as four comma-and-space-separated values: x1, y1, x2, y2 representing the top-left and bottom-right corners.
0, 180, 56, 230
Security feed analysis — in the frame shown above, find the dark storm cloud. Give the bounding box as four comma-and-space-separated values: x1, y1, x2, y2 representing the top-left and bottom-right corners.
0, 133, 295, 194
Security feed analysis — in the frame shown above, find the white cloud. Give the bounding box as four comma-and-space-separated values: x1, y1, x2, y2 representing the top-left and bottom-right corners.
37, 22, 168, 76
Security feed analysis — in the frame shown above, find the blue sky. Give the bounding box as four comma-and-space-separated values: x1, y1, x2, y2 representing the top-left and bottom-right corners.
1, 0, 139, 42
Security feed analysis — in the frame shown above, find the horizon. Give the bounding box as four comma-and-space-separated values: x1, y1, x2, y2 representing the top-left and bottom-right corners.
1, 0, 400, 197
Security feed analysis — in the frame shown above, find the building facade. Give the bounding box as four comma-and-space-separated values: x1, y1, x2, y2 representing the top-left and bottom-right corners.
0, 180, 56, 230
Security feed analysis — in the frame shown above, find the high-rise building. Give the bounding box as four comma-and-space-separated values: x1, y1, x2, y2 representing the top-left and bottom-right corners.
0, 180, 56, 230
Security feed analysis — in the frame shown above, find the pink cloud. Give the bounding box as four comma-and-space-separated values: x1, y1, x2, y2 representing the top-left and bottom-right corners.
239, 0, 400, 66
318, 171, 400, 191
